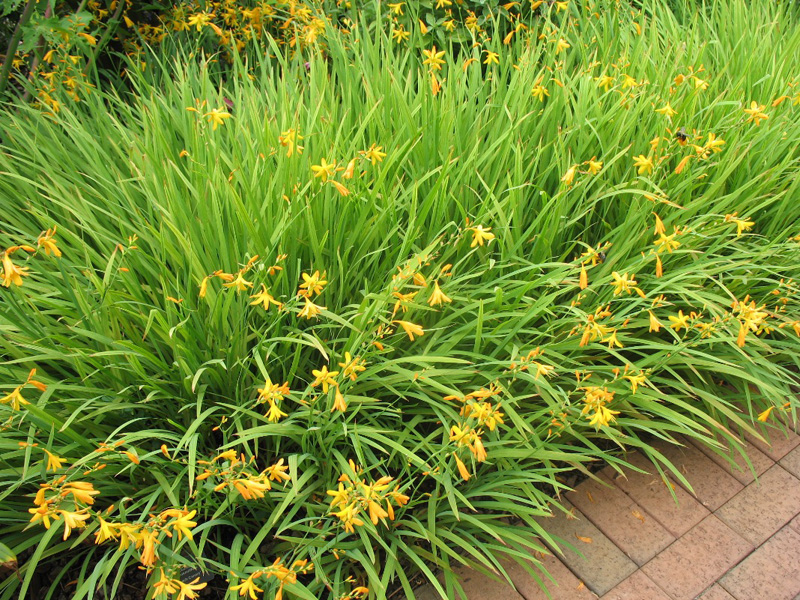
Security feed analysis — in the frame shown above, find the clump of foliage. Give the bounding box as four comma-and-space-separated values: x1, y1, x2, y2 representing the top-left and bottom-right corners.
2, 0, 800, 599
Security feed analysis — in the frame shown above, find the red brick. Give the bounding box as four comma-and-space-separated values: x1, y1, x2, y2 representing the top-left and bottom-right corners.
601, 453, 709, 537
715, 464, 800, 545
506, 554, 597, 600
650, 437, 744, 511
691, 437, 773, 485
697, 584, 737, 600
567, 474, 674, 565
535, 500, 637, 596
641, 515, 752, 600
780, 444, 800, 478
718, 526, 800, 600
600, 570, 671, 600
744, 423, 800, 461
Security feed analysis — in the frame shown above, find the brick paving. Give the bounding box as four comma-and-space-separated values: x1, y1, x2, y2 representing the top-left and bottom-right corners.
417, 424, 800, 599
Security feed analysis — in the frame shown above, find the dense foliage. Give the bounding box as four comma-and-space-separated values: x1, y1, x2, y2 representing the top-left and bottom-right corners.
2, 0, 800, 599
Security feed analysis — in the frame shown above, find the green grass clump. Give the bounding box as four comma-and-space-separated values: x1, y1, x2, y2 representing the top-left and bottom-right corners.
1, 0, 800, 599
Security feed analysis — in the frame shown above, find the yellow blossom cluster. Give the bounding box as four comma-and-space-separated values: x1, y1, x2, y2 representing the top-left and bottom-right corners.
196, 450, 291, 501
326, 460, 409, 533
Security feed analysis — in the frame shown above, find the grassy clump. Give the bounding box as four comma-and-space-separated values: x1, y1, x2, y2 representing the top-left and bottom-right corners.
1, 0, 800, 599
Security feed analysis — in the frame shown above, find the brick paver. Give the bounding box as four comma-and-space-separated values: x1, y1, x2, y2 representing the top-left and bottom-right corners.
600, 570, 671, 600
601, 452, 709, 537
640, 515, 753, 599
535, 499, 637, 596
505, 554, 596, 600
743, 423, 800, 461
434, 440, 800, 600
567, 473, 675, 565
715, 463, 800, 545
692, 437, 773, 485
697, 584, 737, 599
718, 525, 800, 600
780, 444, 800, 478
650, 437, 744, 511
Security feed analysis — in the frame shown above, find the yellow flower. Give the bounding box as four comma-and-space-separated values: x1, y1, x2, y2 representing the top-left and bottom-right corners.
332, 388, 347, 412
633, 154, 654, 175
338, 352, 366, 381
363, 143, 387, 165
483, 50, 500, 65
610, 272, 637, 296
311, 158, 336, 182
44, 449, 66, 471
329, 180, 350, 196
204, 108, 231, 130
587, 404, 620, 428
468, 225, 495, 247
278, 128, 304, 157
387, 2, 404, 15
175, 578, 207, 600
62, 481, 100, 505
757, 406, 774, 422
596, 74, 614, 91
37, 227, 62, 257
393, 320, 424, 341
655, 103, 677, 118
266, 401, 288, 422
533, 362, 555, 380
311, 365, 339, 393
265, 459, 291, 482
561, 165, 578, 186
392, 27, 410, 43
428, 281, 452, 306
654, 230, 680, 253
333, 503, 364, 533
187, 11, 213, 31
28, 505, 57, 530
232, 477, 271, 500
668, 310, 690, 332
58, 509, 90, 541
586, 157, 603, 175
624, 372, 648, 394
555, 38, 570, 53
77, 32, 97, 45
249, 284, 283, 311
743, 101, 768, 125
531, 83, 549, 102
231, 575, 264, 600
342, 158, 357, 179
166, 509, 197, 541
94, 516, 118, 544
704, 132, 725, 153
298, 297, 325, 319
2, 250, 31, 287
1, 385, 27, 411
299, 270, 327, 296
453, 453, 471, 481
422, 46, 446, 71
223, 272, 253, 293
724, 214, 754, 237
258, 376, 290, 405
